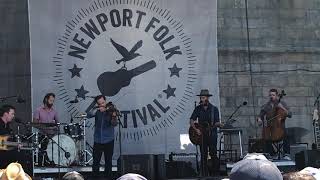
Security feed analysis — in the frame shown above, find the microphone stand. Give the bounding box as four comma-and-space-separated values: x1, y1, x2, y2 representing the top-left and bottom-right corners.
116, 111, 124, 175
0, 95, 17, 102
193, 101, 200, 176
226, 103, 245, 124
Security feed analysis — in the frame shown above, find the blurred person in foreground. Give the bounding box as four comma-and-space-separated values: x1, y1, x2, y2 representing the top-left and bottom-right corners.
62, 171, 84, 180
230, 153, 282, 180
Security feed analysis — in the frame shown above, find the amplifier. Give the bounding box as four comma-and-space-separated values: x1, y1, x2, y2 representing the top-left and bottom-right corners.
290, 144, 308, 160
295, 150, 320, 170
118, 154, 165, 180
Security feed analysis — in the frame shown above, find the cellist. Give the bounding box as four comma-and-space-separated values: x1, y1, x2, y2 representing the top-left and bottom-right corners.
257, 88, 292, 159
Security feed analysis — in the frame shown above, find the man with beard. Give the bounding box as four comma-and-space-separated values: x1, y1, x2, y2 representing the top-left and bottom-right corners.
190, 89, 223, 176
34, 93, 59, 125
257, 88, 292, 159
33, 93, 59, 165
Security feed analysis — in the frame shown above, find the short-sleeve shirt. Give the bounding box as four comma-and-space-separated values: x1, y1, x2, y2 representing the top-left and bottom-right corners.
33, 106, 59, 123
33, 106, 59, 135
190, 103, 220, 131
259, 100, 291, 121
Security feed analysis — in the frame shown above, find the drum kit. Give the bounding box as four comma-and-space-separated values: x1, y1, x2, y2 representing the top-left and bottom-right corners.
15, 114, 92, 167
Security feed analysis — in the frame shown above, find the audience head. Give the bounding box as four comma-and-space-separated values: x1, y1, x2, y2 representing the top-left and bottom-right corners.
62, 171, 84, 180
117, 173, 148, 180
0, 162, 31, 180
283, 172, 316, 180
230, 153, 282, 180
299, 167, 320, 180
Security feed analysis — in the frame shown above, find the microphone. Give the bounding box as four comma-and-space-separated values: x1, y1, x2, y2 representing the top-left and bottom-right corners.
69, 96, 79, 103
16, 96, 26, 103
15, 117, 22, 123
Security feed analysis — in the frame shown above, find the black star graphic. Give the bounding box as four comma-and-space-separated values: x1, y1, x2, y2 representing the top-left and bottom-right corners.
68, 64, 82, 78
75, 85, 89, 99
163, 85, 176, 99
168, 63, 182, 77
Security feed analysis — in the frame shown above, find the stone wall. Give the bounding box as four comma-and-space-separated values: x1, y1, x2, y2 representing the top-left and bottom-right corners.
218, 0, 320, 152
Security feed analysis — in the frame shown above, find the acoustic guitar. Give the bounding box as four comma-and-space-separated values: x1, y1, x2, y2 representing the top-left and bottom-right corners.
0, 135, 28, 151
189, 119, 235, 145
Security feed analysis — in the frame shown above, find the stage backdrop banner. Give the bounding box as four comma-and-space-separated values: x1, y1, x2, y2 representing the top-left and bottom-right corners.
29, 0, 219, 156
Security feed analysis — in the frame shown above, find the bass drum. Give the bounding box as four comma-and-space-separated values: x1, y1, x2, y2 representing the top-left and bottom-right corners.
46, 134, 77, 166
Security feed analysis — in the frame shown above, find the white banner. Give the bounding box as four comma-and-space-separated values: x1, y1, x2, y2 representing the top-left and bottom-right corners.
29, 0, 219, 156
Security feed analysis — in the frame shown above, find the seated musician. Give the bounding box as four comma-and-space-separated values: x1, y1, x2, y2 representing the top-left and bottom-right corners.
33, 93, 59, 125
257, 88, 292, 159
0, 105, 18, 168
33, 93, 59, 165
190, 89, 223, 176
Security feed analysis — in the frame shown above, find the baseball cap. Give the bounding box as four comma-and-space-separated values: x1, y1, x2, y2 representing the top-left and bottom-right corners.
117, 173, 148, 180
230, 153, 282, 180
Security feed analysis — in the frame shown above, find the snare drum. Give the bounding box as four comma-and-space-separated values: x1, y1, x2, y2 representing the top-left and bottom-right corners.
46, 134, 77, 166
64, 123, 82, 138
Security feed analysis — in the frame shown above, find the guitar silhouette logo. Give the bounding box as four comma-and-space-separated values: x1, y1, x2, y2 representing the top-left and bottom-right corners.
97, 38, 157, 96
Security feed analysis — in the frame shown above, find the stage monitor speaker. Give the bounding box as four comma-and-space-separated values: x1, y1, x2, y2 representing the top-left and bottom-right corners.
295, 150, 320, 170
166, 161, 197, 178
118, 154, 166, 180
290, 144, 308, 160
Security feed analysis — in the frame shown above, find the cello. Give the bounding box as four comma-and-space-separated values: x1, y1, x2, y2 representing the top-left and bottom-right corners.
262, 91, 288, 142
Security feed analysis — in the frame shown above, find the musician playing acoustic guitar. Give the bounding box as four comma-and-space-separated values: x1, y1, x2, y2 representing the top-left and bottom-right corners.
190, 89, 223, 176
257, 88, 292, 159
0, 105, 18, 168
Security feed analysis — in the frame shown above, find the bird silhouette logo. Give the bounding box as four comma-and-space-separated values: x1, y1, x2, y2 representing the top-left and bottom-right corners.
110, 38, 143, 64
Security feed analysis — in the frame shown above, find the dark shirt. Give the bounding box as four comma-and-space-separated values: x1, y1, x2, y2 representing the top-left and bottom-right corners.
259, 100, 292, 121
87, 110, 115, 144
190, 103, 220, 132
0, 119, 11, 136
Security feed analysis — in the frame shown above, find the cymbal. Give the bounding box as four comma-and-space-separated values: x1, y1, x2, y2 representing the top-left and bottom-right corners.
27, 122, 67, 127
73, 114, 87, 118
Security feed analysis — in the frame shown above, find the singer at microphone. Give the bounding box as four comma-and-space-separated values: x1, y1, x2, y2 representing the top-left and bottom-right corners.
189, 89, 221, 176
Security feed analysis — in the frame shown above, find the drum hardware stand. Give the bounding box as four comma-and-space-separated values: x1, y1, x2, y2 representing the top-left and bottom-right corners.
312, 94, 320, 149
81, 117, 93, 165
26, 131, 40, 165
115, 108, 124, 175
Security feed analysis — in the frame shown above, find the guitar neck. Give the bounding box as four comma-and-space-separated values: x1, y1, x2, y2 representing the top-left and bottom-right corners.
130, 60, 156, 76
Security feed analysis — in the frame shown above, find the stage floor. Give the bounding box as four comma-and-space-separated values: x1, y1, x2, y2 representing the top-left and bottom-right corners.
34, 166, 117, 174
33, 159, 296, 179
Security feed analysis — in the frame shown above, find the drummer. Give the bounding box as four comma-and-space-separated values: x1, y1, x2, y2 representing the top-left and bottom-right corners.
33, 93, 59, 134
33, 93, 59, 166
